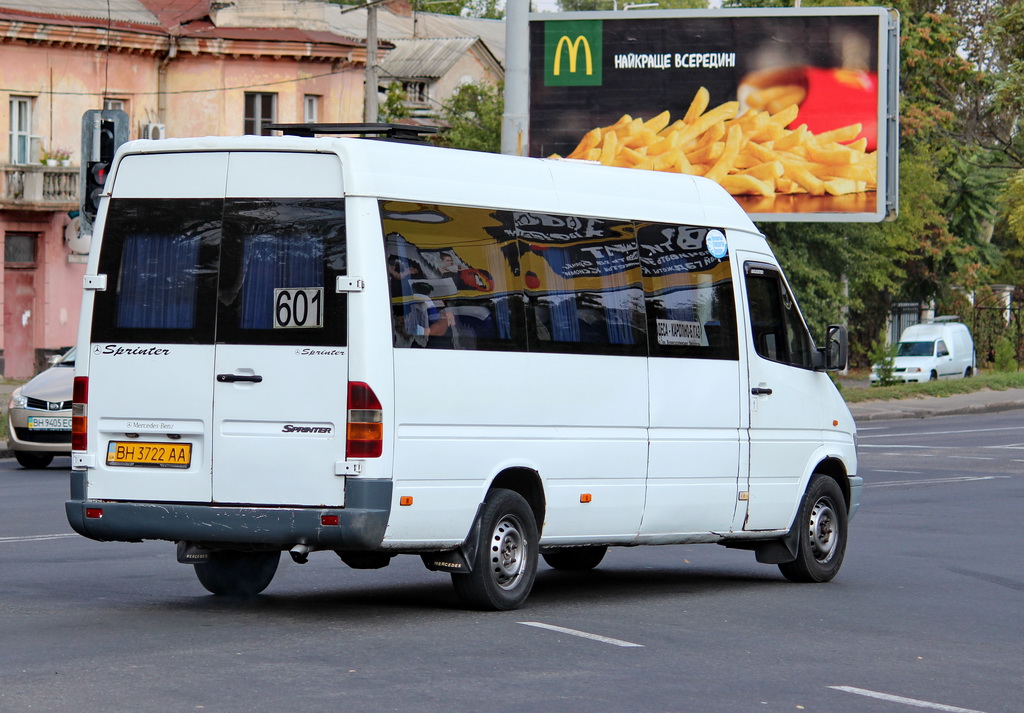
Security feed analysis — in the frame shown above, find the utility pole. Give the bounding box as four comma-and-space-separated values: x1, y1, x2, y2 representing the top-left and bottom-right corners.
501, 0, 529, 155
364, 2, 379, 123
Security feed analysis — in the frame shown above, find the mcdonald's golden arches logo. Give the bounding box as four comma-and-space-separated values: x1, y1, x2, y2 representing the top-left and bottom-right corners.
544, 20, 602, 86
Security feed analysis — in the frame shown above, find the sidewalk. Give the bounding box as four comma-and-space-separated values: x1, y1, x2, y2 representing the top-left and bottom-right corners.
847, 387, 1024, 422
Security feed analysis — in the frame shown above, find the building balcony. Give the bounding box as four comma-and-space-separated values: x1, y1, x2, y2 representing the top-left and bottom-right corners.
1, 164, 79, 211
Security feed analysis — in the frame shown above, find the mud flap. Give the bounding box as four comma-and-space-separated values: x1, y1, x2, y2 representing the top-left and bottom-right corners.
420, 503, 484, 574
753, 520, 801, 564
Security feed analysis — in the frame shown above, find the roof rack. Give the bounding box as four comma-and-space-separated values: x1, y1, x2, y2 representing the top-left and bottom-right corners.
265, 123, 438, 143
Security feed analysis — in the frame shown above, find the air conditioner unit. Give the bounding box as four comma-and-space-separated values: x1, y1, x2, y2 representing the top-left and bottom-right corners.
143, 123, 166, 140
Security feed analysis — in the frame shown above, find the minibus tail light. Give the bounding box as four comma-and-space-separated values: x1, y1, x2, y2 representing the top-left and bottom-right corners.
72, 376, 89, 451
346, 381, 382, 459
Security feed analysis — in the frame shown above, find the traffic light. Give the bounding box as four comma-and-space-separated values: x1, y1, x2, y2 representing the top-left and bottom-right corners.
83, 158, 108, 223
80, 110, 128, 226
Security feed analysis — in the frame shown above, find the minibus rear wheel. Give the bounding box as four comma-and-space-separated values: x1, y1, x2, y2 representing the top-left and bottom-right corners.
542, 546, 607, 571
452, 488, 539, 611
194, 549, 280, 597
778, 474, 848, 584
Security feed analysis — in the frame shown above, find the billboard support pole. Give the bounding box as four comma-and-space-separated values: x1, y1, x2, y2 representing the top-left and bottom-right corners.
501, 0, 529, 156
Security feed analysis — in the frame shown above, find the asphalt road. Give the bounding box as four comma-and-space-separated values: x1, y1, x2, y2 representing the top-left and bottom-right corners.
1, 411, 1021, 713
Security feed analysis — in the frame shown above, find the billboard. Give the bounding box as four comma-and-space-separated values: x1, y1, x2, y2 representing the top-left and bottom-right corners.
528, 8, 900, 222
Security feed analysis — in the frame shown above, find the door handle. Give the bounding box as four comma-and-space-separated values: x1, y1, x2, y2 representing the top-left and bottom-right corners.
751, 386, 773, 396
217, 374, 263, 383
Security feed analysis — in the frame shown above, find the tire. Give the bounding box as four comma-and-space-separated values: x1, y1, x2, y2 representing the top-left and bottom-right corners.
15, 451, 54, 469
929, 370, 938, 381
451, 488, 538, 611
964, 367, 973, 378
193, 549, 280, 597
778, 475, 848, 584
542, 546, 607, 571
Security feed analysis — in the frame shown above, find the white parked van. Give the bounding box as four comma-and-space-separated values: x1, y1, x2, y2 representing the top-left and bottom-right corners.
871, 318, 976, 384
67, 126, 860, 610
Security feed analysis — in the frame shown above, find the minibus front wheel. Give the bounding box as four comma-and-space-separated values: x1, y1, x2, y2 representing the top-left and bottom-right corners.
451, 488, 539, 611
193, 549, 280, 596
778, 474, 848, 584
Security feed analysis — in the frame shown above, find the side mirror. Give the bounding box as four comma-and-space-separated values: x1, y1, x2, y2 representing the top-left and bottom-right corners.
824, 324, 848, 371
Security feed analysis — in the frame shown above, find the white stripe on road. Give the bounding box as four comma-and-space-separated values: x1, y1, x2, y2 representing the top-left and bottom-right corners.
829, 686, 988, 713
518, 621, 643, 648
858, 426, 1023, 440
0, 533, 77, 543
867, 476, 1007, 488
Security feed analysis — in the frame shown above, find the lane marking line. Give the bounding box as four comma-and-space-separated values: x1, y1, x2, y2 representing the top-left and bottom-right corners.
518, 621, 644, 648
0, 533, 78, 543
858, 426, 1022, 440
866, 476, 1008, 488
829, 686, 988, 713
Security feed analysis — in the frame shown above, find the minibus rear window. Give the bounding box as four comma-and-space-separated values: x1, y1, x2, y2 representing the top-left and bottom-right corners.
92, 199, 220, 344
92, 198, 347, 347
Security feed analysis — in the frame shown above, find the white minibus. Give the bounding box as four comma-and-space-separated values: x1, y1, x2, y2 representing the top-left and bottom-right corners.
67, 126, 860, 610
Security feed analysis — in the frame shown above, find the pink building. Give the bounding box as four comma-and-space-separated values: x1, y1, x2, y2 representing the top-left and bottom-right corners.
0, 0, 369, 377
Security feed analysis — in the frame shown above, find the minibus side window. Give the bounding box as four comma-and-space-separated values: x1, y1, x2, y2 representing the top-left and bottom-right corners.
514, 212, 646, 357
381, 202, 525, 352
92, 199, 221, 344
638, 223, 738, 360
745, 264, 814, 369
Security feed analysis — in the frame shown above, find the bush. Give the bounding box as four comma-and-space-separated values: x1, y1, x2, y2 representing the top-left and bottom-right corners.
868, 332, 898, 386
993, 336, 1018, 372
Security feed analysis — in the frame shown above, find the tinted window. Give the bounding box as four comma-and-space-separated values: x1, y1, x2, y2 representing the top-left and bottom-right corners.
93, 198, 346, 346
92, 199, 220, 344
511, 212, 646, 356
381, 202, 525, 351
218, 199, 347, 347
745, 263, 814, 369
638, 223, 737, 360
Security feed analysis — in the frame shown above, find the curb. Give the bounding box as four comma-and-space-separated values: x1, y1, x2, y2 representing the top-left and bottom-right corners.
849, 396, 1024, 422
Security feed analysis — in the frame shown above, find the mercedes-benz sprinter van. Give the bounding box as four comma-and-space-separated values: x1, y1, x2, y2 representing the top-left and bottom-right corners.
67, 127, 859, 610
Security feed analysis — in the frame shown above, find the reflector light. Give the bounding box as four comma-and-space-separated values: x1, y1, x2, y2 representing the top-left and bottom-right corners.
321, 515, 339, 526
72, 376, 89, 451
346, 381, 383, 459
400, 496, 413, 506
85, 508, 103, 519
580, 493, 593, 503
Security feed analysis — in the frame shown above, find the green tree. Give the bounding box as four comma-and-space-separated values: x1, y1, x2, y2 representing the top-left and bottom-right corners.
379, 81, 410, 124
435, 81, 503, 153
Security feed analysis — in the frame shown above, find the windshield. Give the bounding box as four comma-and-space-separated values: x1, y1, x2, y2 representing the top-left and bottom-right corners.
896, 341, 934, 357
58, 347, 76, 366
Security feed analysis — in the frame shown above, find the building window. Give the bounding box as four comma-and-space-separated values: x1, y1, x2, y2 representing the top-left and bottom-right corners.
402, 82, 428, 104
9, 97, 33, 165
244, 93, 277, 135
5, 233, 37, 266
304, 95, 320, 123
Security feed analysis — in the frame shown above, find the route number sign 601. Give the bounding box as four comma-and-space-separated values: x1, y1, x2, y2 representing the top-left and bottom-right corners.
273, 287, 324, 329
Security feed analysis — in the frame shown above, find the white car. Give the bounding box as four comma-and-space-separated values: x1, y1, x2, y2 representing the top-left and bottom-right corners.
870, 320, 975, 384
6, 348, 74, 468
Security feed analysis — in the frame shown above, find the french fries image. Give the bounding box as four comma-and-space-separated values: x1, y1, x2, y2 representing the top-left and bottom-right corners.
552, 87, 877, 199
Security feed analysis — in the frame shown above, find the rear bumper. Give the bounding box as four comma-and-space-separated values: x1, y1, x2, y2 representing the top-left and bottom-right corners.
65, 475, 392, 550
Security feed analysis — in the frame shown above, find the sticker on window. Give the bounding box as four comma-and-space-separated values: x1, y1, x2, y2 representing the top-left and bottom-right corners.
274, 287, 324, 329
705, 230, 728, 259
656, 319, 703, 346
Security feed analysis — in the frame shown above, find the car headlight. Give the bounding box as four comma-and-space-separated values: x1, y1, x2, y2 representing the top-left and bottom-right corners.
9, 387, 27, 410
906, 367, 921, 373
